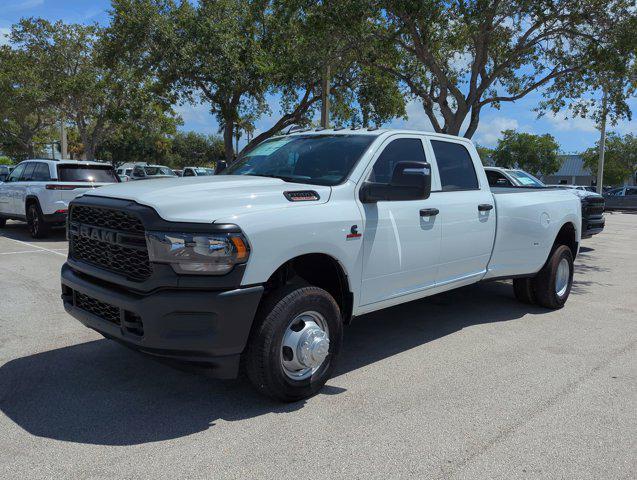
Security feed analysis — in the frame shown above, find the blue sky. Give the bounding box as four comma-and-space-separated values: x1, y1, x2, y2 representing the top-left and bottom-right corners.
2, 0, 635, 153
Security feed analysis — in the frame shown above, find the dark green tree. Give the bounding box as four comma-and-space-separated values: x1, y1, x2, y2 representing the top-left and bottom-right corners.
492, 130, 561, 176
168, 131, 225, 168
0, 43, 59, 159
582, 133, 637, 186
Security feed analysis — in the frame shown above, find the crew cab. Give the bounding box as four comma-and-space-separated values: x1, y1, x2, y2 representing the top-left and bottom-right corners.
61, 130, 581, 401
0, 159, 118, 237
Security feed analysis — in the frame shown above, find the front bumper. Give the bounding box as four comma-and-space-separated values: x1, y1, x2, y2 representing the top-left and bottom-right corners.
61, 263, 264, 378
582, 215, 605, 238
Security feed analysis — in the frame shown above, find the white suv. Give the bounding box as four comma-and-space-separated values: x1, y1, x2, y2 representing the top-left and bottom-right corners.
0, 159, 118, 238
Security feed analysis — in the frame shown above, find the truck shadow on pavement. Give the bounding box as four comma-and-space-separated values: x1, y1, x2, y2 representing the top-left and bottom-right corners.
0, 281, 551, 446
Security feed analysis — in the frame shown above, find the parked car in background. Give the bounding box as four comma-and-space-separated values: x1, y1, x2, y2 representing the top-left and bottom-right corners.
549, 185, 605, 238
484, 167, 545, 188
183, 166, 215, 177
129, 164, 177, 180
603, 186, 637, 210
0, 159, 119, 237
0, 165, 13, 182
173, 169, 183, 177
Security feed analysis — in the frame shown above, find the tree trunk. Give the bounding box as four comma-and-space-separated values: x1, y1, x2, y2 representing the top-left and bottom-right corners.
223, 122, 234, 161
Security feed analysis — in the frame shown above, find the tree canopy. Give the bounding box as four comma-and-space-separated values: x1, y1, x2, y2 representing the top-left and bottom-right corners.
582, 133, 637, 186
361, 0, 636, 138
491, 129, 561, 176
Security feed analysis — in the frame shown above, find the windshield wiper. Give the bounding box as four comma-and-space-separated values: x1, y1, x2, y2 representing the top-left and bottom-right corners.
246, 173, 297, 183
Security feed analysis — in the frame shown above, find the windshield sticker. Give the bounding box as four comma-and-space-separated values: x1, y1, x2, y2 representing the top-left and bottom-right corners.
245, 138, 294, 157
517, 177, 537, 185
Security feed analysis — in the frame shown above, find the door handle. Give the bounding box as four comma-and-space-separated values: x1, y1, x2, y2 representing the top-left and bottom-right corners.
478, 204, 493, 211
420, 208, 439, 217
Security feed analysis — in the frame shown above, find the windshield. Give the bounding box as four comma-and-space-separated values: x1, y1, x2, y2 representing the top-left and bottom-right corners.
195, 168, 213, 176
57, 164, 118, 183
507, 170, 545, 187
144, 166, 175, 176
222, 134, 377, 186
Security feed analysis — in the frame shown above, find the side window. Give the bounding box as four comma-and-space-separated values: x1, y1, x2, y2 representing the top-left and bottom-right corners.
486, 170, 512, 187
32, 163, 51, 181
431, 140, 479, 191
183, 168, 194, 177
21, 163, 35, 181
6, 164, 26, 182
133, 166, 145, 177
626, 188, 637, 196
369, 138, 427, 184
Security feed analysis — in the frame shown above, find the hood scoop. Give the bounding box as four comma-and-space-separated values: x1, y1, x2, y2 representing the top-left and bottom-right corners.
284, 190, 321, 202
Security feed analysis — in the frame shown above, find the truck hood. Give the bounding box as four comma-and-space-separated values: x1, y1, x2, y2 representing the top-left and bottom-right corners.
81, 175, 331, 223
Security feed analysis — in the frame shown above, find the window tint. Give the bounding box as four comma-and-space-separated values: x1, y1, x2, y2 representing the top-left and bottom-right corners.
21, 163, 36, 181
626, 188, 637, 196
133, 166, 145, 177
32, 163, 51, 181
369, 138, 427, 184
486, 170, 512, 187
7, 163, 25, 182
58, 165, 118, 182
431, 140, 479, 191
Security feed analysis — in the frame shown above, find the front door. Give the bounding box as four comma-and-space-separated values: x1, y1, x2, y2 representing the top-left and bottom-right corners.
360, 136, 442, 306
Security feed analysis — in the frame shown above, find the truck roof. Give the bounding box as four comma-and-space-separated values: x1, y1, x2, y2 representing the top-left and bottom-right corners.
282, 128, 473, 144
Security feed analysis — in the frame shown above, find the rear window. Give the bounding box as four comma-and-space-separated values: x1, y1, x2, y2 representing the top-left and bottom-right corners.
57, 164, 118, 182
431, 140, 479, 191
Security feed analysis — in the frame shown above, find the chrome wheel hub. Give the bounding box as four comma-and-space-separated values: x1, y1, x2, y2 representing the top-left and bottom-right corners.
555, 258, 570, 297
281, 311, 330, 380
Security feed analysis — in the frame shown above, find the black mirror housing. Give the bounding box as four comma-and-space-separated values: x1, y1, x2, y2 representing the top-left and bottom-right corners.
360, 161, 431, 203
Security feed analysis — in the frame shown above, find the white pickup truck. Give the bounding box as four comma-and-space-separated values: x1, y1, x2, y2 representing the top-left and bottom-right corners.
61, 129, 581, 401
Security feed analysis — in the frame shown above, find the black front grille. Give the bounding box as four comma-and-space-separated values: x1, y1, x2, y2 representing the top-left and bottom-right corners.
584, 199, 605, 217
75, 292, 120, 325
73, 291, 144, 336
69, 205, 152, 281
71, 205, 145, 234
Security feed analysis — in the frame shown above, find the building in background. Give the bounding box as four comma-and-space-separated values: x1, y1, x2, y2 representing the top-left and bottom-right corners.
540, 155, 595, 186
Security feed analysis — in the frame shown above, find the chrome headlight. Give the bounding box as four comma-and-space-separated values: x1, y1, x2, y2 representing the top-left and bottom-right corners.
146, 231, 250, 275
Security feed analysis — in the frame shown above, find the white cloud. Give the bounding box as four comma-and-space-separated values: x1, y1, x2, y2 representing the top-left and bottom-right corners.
473, 116, 519, 146
388, 99, 436, 131
546, 113, 598, 133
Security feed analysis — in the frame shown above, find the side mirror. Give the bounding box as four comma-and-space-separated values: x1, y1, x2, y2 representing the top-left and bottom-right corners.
215, 160, 227, 174
360, 161, 432, 203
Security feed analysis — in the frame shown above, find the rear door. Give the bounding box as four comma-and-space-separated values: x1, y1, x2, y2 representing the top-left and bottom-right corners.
359, 135, 442, 305
426, 138, 496, 284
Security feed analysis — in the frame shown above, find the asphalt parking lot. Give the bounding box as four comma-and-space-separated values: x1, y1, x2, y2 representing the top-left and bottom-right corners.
0, 213, 635, 480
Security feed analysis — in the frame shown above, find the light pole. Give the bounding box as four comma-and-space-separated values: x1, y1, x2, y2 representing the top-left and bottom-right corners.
596, 87, 607, 193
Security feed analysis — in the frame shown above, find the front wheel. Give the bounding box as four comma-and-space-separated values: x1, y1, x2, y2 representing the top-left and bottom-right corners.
245, 285, 343, 402
532, 245, 574, 309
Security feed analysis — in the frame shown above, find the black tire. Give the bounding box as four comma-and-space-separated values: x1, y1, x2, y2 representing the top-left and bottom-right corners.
27, 203, 50, 239
245, 285, 343, 402
513, 277, 536, 304
532, 245, 574, 309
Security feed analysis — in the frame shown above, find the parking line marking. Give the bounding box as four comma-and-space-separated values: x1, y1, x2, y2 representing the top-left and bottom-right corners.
0, 250, 52, 255
0, 235, 67, 257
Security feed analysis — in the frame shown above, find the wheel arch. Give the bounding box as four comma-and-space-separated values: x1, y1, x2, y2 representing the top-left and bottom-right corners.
260, 253, 354, 323
553, 221, 578, 259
